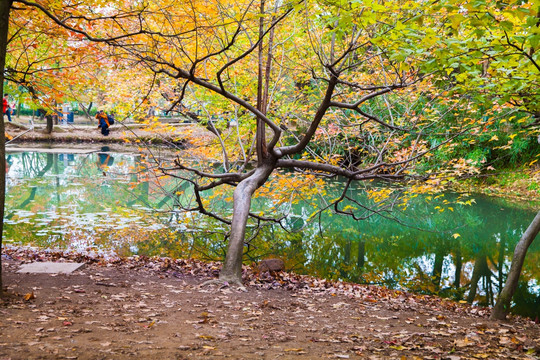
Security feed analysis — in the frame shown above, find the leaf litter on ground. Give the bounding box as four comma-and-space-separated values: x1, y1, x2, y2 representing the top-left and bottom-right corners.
1, 245, 539, 359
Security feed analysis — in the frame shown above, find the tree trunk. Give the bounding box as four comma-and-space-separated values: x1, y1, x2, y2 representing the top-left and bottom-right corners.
45, 115, 53, 134
219, 164, 274, 284
79, 102, 93, 120
255, 0, 268, 165
16, 99, 21, 120
490, 210, 540, 320
0, 0, 12, 295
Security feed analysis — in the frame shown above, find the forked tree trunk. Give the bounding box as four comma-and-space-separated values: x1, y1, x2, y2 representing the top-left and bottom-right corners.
0, 0, 12, 296
490, 210, 540, 320
219, 164, 274, 284
218, 0, 277, 285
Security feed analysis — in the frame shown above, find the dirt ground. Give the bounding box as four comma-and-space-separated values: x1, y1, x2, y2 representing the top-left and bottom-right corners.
1, 247, 539, 360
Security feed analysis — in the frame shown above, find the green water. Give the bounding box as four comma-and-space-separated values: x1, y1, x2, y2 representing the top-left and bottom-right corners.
3, 150, 539, 319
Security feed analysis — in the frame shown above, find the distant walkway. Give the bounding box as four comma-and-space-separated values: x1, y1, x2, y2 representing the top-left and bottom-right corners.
9, 115, 191, 127
4, 117, 213, 149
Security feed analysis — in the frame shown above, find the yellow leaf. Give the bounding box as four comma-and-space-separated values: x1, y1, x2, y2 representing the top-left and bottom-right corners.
473, 353, 489, 358
146, 320, 156, 328
23, 292, 35, 301
198, 335, 215, 340
489, 135, 498, 141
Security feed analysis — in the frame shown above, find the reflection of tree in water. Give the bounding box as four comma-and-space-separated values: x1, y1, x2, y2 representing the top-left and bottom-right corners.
3, 151, 175, 249
512, 281, 540, 321
240, 187, 539, 318
5, 153, 54, 220
3, 151, 539, 319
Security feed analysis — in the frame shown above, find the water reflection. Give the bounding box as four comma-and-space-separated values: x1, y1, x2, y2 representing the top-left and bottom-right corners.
3, 150, 539, 319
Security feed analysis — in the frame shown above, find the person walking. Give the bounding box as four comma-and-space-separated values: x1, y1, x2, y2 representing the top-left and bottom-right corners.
3, 94, 11, 122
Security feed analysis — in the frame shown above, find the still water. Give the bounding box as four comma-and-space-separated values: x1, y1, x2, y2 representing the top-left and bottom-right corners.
4, 150, 539, 318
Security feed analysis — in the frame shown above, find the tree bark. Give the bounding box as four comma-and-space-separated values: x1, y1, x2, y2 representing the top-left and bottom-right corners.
0, 0, 12, 295
219, 164, 275, 284
255, 0, 267, 165
490, 210, 540, 320
45, 115, 53, 134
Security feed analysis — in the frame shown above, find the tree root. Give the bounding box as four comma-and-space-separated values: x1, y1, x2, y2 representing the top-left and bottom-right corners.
200, 278, 247, 292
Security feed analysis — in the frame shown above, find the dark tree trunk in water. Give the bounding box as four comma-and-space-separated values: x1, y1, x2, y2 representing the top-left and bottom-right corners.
356, 240, 365, 281
0, 0, 12, 295
453, 240, 462, 288
491, 211, 540, 320
432, 245, 445, 291
357, 240, 365, 270
498, 236, 506, 294
467, 254, 488, 304
219, 165, 274, 284
344, 240, 351, 264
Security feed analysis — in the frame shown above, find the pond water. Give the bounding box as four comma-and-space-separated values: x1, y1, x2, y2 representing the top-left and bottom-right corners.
4, 150, 540, 319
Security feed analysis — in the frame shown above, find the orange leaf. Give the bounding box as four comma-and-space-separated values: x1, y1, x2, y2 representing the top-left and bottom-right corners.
23, 292, 35, 301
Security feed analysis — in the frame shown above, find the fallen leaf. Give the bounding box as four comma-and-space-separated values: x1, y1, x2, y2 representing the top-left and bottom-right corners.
144, 320, 155, 328
198, 335, 215, 340
23, 292, 35, 301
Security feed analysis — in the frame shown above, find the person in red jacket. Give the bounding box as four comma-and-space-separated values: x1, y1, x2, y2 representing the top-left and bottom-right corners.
3, 94, 11, 122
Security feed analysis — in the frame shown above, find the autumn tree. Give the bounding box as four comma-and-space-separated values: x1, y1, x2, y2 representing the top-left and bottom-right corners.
3, 0, 162, 132
73, 0, 471, 285
3, 0, 534, 305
